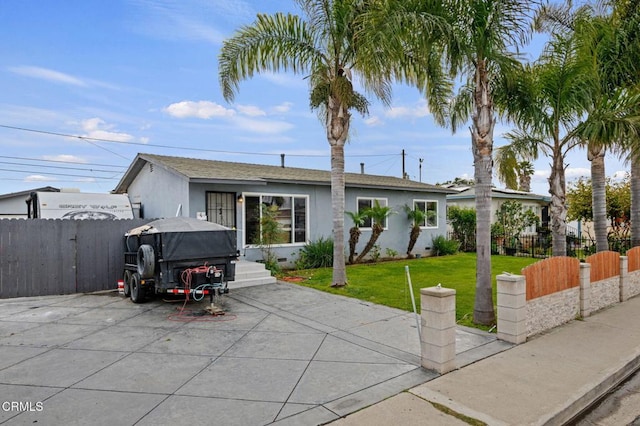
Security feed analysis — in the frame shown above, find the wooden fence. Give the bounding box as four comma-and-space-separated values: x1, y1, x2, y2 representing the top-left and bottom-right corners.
0, 219, 151, 298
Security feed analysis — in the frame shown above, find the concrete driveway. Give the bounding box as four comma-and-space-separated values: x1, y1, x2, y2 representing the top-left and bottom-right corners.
0, 282, 507, 425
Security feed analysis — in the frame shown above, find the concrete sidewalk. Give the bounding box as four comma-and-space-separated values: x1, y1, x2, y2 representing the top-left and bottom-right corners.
332, 295, 640, 426
0, 282, 508, 426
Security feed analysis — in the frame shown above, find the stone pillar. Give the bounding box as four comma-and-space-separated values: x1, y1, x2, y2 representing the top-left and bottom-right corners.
579, 263, 592, 318
420, 286, 456, 374
497, 274, 527, 344
620, 256, 629, 302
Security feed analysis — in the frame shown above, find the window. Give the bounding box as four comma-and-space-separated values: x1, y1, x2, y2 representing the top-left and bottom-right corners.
244, 194, 308, 246
206, 192, 236, 228
414, 200, 438, 228
357, 197, 388, 229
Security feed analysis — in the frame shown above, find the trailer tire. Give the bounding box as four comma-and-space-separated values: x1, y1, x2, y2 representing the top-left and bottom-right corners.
137, 244, 155, 279
123, 270, 132, 297
130, 272, 145, 303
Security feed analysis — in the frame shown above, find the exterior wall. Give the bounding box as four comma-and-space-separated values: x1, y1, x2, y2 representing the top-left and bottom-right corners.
146, 178, 449, 268
126, 164, 190, 219
526, 287, 579, 337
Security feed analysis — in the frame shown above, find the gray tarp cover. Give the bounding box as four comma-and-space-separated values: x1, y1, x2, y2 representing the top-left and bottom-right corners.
126, 217, 237, 261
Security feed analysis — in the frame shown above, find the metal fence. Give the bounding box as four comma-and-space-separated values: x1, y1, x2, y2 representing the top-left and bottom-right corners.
448, 231, 632, 258
0, 218, 151, 299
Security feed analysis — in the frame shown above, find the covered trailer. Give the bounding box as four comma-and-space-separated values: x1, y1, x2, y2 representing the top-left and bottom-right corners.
122, 217, 238, 304
27, 191, 134, 219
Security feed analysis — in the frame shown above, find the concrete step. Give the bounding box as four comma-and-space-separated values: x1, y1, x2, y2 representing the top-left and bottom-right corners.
231, 261, 277, 288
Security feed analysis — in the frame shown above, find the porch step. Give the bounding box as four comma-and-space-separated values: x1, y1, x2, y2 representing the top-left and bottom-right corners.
231, 261, 276, 288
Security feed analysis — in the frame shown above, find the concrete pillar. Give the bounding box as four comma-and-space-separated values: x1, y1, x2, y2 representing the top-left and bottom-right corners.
620, 256, 630, 302
579, 263, 592, 318
420, 286, 456, 374
497, 274, 527, 344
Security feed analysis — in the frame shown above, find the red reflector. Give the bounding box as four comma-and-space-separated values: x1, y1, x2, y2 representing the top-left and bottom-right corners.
173, 289, 179, 294
203, 290, 210, 295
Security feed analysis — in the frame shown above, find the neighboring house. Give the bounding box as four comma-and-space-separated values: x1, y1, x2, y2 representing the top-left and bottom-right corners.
0, 186, 59, 218
447, 187, 551, 235
114, 153, 456, 266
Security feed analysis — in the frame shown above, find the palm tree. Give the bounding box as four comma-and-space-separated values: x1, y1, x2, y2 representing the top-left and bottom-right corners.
404, 204, 427, 258
495, 144, 535, 191
444, 0, 535, 325
346, 210, 367, 264
219, 0, 451, 287
355, 200, 394, 263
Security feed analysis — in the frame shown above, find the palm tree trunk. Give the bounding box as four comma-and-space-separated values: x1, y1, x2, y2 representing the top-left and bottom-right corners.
631, 155, 640, 247
330, 143, 347, 286
355, 223, 383, 263
549, 147, 567, 256
407, 225, 420, 257
471, 59, 495, 326
348, 227, 360, 264
589, 146, 608, 252
328, 98, 349, 287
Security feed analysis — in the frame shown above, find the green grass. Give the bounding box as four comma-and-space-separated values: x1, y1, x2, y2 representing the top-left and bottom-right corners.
282, 252, 538, 329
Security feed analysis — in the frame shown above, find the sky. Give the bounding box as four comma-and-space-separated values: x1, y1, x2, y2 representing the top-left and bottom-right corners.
0, 0, 629, 197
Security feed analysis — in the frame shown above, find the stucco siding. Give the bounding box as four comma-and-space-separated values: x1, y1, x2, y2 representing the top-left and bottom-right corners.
127, 164, 190, 219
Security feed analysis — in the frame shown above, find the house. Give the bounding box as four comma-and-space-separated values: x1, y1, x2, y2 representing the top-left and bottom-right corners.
0, 186, 59, 218
447, 187, 551, 234
114, 153, 456, 266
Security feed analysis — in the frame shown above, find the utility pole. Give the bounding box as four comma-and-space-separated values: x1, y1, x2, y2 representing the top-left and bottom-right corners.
402, 149, 406, 179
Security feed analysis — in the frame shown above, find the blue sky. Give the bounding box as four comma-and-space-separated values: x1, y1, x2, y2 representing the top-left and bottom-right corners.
0, 0, 628, 197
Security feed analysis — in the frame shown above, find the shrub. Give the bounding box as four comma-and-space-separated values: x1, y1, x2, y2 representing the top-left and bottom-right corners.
431, 235, 460, 256
295, 237, 333, 269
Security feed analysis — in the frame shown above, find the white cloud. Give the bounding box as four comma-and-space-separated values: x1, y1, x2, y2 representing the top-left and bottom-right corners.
364, 116, 384, 127
79, 118, 134, 142
259, 72, 307, 89
25, 175, 54, 182
385, 100, 430, 119
272, 102, 293, 114
231, 116, 294, 134
42, 154, 87, 164
237, 104, 266, 117
8, 66, 87, 87
163, 101, 235, 119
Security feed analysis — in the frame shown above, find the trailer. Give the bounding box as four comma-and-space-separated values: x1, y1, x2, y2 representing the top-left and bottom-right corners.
122, 217, 238, 307
27, 191, 134, 219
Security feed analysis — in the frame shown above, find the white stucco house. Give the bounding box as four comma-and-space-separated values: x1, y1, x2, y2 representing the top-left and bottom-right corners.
114, 153, 456, 266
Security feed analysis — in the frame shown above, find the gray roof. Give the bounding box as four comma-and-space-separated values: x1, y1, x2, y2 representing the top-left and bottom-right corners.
447, 187, 551, 203
115, 153, 456, 194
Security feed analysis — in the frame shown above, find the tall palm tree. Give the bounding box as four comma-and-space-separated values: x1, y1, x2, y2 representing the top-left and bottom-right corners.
500, 33, 596, 257
444, 0, 535, 325
495, 144, 535, 191
219, 0, 451, 287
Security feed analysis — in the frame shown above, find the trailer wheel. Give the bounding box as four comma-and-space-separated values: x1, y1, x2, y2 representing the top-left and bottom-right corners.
130, 272, 145, 303
137, 244, 155, 279
123, 270, 132, 297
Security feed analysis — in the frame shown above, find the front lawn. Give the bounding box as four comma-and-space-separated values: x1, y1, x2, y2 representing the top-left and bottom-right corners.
282, 252, 539, 329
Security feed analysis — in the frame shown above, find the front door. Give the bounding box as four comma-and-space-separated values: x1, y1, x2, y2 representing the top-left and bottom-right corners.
206, 192, 236, 228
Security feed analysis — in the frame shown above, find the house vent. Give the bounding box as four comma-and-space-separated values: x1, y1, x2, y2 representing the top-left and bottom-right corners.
360, 163, 365, 174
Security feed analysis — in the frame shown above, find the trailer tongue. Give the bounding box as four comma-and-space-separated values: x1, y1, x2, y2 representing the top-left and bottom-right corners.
121, 217, 238, 312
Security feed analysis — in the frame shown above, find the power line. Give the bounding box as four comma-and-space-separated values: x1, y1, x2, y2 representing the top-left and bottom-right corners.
0, 160, 123, 173
0, 167, 119, 180
0, 124, 396, 158
0, 155, 126, 168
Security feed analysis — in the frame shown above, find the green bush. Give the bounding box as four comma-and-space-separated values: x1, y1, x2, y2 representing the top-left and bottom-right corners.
431, 235, 460, 256
296, 237, 333, 269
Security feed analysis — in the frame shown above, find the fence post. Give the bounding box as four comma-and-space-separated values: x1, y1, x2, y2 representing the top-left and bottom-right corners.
579, 263, 592, 318
620, 255, 629, 302
497, 274, 527, 344
420, 286, 456, 374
